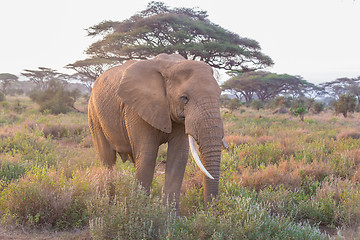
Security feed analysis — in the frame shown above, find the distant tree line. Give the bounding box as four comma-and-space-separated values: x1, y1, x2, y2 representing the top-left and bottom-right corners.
221, 73, 360, 118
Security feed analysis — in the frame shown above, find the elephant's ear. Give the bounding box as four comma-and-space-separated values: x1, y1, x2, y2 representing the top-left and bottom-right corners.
118, 54, 184, 133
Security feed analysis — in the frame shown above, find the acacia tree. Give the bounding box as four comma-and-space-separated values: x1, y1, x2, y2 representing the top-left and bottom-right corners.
321, 77, 360, 103
221, 77, 256, 103
222, 71, 310, 103
84, 1, 273, 72
21, 67, 68, 90
65, 57, 118, 90
0, 73, 18, 94
65, 58, 117, 80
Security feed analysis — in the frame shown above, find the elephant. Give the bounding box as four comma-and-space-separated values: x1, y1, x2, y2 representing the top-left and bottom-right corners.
88, 53, 225, 213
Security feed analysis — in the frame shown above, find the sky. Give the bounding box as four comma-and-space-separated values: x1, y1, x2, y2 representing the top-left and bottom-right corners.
0, 0, 359, 84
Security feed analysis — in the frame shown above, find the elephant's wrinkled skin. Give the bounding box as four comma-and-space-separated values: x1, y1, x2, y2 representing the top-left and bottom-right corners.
88, 53, 224, 212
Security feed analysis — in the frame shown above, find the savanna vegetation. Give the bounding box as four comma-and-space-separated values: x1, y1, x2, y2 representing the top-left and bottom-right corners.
0, 1, 359, 239
0, 95, 359, 239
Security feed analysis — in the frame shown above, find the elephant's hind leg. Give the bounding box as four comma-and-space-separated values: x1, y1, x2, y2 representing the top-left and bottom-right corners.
89, 116, 116, 168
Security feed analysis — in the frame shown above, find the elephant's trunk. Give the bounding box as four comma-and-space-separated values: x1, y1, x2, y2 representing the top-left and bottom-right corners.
198, 135, 222, 204
186, 98, 223, 206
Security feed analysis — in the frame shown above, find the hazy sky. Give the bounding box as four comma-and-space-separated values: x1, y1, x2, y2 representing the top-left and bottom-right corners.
1, 0, 359, 84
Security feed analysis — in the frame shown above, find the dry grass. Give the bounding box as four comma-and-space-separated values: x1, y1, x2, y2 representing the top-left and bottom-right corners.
256, 135, 275, 144
337, 129, 360, 140
225, 134, 253, 146
238, 158, 330, 191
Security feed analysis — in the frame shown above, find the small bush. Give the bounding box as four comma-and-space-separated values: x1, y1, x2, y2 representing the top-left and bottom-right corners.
29, 79, 76, 114
312, 102, 324, 114
333, 94, 356, 118
0, 167, 110, 230
226, 98, 242, 112
251, 99, 263, 111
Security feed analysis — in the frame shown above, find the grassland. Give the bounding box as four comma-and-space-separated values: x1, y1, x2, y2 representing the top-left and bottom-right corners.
0, 96, 359, 239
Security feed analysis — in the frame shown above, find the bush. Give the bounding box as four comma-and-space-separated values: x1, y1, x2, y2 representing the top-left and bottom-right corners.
312, 102, 324, 114
333, 94, 356, 118
291, 106, 306, 121
29, 79, 76, 114
0, 167, 109, 230
251, 99, 263, 110
226, 98, 242, 112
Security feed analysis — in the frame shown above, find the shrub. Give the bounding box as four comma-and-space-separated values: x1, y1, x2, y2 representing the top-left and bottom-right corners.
0, 159, 27, 187
0, 168, 89, 229
29, 79, 75, 114
312, 102, 324, 114
291, 106, 306, 121
333, 94, 356, 118
226, 98, 242, 112
251, 99, 263, 111
0, 167, 113, 230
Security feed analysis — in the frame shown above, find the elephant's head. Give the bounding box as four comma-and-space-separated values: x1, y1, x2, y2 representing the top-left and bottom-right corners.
118, 53, 224, 204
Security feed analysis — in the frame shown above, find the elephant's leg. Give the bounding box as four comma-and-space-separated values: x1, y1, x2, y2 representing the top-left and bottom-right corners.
89, 114, 116, 168
125, 110, 161, 193
133, 144, 159, 192
163, 124, 189, 213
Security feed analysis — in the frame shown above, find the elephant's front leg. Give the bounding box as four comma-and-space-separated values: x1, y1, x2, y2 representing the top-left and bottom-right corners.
133, 143, 159, 193
126, 110, 161, 193
163, 124, 189, 214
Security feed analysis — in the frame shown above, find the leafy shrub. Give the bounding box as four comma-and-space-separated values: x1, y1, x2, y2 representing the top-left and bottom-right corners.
291, 106, 306, 121
226, 98, 242, 112
29, 79, 78, 114
0, 160, 27, 186
312, 102, 324, 114
333, 94, 356, 118
0, 167, 107, 230
251, 99, 263, 110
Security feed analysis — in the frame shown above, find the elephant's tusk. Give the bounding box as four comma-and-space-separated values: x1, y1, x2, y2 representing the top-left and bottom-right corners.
222, 137, 229, 149
188, 135, 214, 180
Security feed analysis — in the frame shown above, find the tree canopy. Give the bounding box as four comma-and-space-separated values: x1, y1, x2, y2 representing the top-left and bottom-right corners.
65, 57, 118, 81
221, 71, 312, 103
0, 73, 18, 95
84, 1, 273, 72
21, 67, 69, 90
321, 77, 360, 104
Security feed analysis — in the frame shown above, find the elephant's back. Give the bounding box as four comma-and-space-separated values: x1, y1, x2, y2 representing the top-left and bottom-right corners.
90, 60, 138, 113
88, 61, 137, 152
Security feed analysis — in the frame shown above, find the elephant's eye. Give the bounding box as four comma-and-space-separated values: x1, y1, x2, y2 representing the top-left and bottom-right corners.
180, 95, 189, 104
